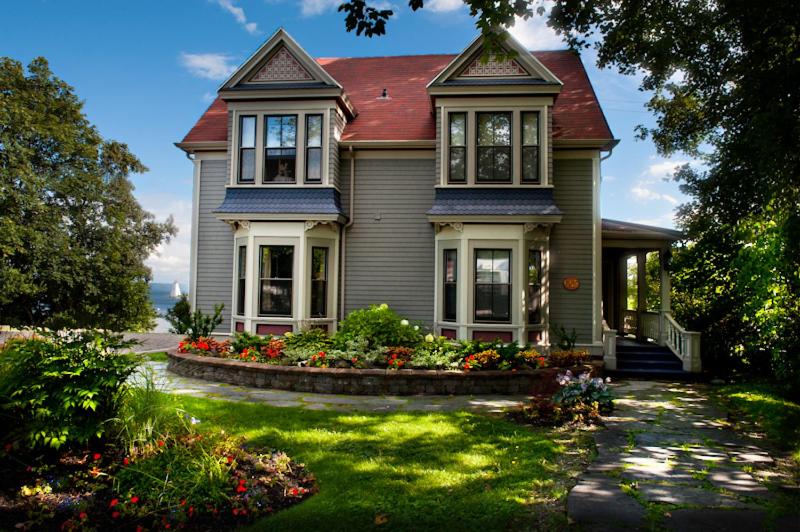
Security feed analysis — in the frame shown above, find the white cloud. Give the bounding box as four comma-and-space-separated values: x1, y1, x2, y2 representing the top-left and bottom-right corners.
603, 175, 617, 182
631, 212, 677, 228
300, 0, 338, 16
180, 52, 237, 80
645, 160, 691, 180
630, 183, 679, 205
426, 0, 463, 12
213, 0, 260, 35
141, 196, 193, 284
506, 2, 564, 50
202, 92, 217, 103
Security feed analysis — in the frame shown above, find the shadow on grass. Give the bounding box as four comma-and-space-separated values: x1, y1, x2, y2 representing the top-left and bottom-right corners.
180, 397, 589, 531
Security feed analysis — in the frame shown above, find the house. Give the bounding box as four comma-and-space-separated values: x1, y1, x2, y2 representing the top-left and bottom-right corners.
176, 28, 701, 373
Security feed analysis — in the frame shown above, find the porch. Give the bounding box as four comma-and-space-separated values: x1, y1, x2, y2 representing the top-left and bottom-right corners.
599, 219, 701, 373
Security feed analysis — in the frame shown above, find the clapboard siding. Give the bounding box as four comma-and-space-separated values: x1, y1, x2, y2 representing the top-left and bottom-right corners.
330, 111, 343, 190
340, 158, 436, 325
196, 159, 233, 332
549, 158, 594, 343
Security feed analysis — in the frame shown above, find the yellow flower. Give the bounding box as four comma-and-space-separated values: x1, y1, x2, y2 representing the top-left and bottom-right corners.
379, 303, 389, 310
425, 334, 435, 342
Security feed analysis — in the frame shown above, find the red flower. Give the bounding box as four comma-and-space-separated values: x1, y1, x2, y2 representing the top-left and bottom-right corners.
290, 487, 299, 496
111, 511, 120, 519
130, 496, 139, 504
93, 453, 102, 461
109, 498, 119, 508
232, 508, 240, 516
180, 499, 186, 507
236, 483, 247, 493
79, 512, 88, 520
188, 506, 194, 517
123, 457, 130, 466
136, 527, 144, 532
227, 455, 234, 464
157, 440, 165, 447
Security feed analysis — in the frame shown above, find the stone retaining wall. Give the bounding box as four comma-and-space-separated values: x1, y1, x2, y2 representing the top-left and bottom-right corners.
166, 351, 598, 396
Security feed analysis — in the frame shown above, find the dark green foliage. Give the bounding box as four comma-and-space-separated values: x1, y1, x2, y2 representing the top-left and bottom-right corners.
283, 328, 333, 352
551, 324, 577, 351
178, 303, 224, 341
334, 304, 423, 349
0, 331, 138, 449
0, 57, 175, 331
165, 294, 192, 335
230, 331, 273, 353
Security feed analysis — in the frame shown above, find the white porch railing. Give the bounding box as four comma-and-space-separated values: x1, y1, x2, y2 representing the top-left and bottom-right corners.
639, 311, 661, 342
602, 320, 618, 370
662, 312, 702, 372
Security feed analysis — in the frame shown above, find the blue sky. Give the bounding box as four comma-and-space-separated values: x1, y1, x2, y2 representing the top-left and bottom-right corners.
2, 0, 693, 284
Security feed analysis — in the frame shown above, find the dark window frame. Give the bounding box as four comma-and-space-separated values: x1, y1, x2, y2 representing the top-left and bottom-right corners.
443, 249, 458, 322
527, 248, 543, 324
448, 112, 467, 183
305, 114, 323, 184
264, 115, 298, 184
258, 245, 294, 317
310, 246, 328, 318
474, 248, 512, 323
521, 111, 540, 184
237, 115, 256, 184
236, 245, 247, 316
476, 112, 512, 183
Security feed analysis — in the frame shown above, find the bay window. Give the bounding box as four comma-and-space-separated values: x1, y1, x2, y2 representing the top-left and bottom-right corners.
259, 245, 293, 316
521, 112, 540, 184
236, 245, 247, 315
238, 115, 256, 183
474, 249, 511, 322
527, 248, 542, 324
305, 114, 323, 183
310, 247, 328, 317
476, 112, 511, 182
264, 115, 297, 183
443, 249, 457, 321
448, 113, 467, 183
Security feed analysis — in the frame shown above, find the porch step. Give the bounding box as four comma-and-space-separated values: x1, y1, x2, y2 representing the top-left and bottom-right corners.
613, 341, 687, 376
607, 368, 697, 380
617, 357, 683, 371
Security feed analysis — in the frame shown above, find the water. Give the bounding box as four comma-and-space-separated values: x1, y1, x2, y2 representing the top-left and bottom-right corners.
149, 282, 186, 332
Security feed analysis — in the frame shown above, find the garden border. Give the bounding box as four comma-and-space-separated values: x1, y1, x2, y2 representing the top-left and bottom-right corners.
166, 350, 600, 396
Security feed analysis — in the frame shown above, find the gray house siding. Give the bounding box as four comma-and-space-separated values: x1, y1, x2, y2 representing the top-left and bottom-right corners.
196, 159, 233, 332
330, 110, 343, 190
339, 157, 436, 325
549, 158, 594, 344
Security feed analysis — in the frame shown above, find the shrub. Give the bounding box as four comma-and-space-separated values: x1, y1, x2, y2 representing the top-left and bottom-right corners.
231, 331, 273, 354
551, 324, 578, 351
178, 336, 230, 356
385, 346, 414, 370
169, 303, 224, 341
548, 349, 590, 367
284, 328, 333, 352
165, 294, 192, 334
0, 331, 138, 449
410, 335, 463, 369
334, 304, 423, 349
518, 396, 568, 426
553, 370, 614, 415
463, 349, 501, 370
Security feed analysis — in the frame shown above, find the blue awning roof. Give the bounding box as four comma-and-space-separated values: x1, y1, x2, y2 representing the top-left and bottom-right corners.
214, 187, 344, 216
427, 188, 562, 217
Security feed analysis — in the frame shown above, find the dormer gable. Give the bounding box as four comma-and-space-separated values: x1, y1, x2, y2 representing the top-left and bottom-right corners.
428, 31, 562, 95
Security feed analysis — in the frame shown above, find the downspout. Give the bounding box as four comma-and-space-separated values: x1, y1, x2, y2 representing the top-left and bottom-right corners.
340, 146, 355, 320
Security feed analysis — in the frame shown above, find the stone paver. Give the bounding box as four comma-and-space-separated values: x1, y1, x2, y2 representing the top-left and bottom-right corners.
567, 379, 800, 530
139, 361, 528, 413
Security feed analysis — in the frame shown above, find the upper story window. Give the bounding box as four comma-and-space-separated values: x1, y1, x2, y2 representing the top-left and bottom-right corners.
305, 115, 323, 183
265, 115, 297, 183
448, 113, 467, 183
521, 112, 540, 184
238, 116, 256, 183
476, 112, 512, 183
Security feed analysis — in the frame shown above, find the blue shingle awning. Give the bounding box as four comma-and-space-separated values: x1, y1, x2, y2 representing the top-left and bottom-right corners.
214, 187, 345, 217
427, 188, 562, 217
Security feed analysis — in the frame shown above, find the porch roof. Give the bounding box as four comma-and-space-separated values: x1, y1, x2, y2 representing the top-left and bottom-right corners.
427, 188, 562, 217
214, 187, 345, 217
602, 219, 683, 242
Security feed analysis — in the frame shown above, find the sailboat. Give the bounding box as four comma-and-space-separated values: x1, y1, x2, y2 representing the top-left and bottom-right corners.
170, 281, 182, 299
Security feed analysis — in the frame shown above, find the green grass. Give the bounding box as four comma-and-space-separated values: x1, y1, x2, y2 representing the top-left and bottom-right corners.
179, 396, 593, 531
714, 382, 800, 463
141, 351, 169, 361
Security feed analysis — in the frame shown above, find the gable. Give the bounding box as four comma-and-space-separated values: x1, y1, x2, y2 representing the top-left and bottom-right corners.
458, 54, 529, 79
248, 45, 314, 83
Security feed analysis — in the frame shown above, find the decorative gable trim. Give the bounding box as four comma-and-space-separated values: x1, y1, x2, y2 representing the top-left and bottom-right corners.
427, 31, 562, 91
248, 45, 314, 83
220, 28, 342, 90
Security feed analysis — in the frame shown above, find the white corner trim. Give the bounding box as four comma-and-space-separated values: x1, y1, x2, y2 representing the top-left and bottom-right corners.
189, 158, 201, 310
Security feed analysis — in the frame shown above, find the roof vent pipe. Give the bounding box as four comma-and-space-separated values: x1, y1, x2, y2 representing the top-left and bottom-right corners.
380, 88, 388, 99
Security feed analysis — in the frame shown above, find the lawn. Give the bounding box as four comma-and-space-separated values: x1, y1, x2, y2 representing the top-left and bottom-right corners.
179, 396, 593, 531
713, 382, 800, 463
141, 351, 169, 361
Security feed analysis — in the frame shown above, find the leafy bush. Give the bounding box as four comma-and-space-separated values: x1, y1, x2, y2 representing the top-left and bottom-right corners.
0, 331, 138, 449
284, 328, 333, 352
551, 324, 578, 351
548, 349, 590, 367
515, 371, 613, 426
553, 370, 614, 415
178, 336, 231, 356
385, 346, 414, 369
410, 335, 463, 369
463, 349, 501, 370
334, 304, 423, 349
169, 302, 224, 341
231, 331, 273, 354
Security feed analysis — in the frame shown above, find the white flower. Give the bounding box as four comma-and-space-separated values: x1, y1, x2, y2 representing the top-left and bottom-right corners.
425, 334, 435, 342
605, 377, 612, 383
413, 325, 420, 331
400, 319, 409, 326
190, 417, 201, 425
379, 303, 389, 310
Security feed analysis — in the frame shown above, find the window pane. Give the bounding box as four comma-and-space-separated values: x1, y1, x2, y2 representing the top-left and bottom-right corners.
444, 284, 457, 321
281, 116, 296, 147
449, 113, 466, 146
306, 115, 322, 147
444, 249, 457, 283
522, 146, 539, 183
240, 116, 255, 148
239, 149, 255, 182
310, 280, 326, 317
260, 246, 293, 279
495, 147, 511, 181
443, 249, 457, 322
477, 147, 493, 182
527, 249, 541, 285
238, 246, 247, 278
475, 284, 493, 321
522, 112, 538, 145
449, 147, 466, 182
475, 250, 495, 283
265, 149, 296, 182
260, 280, 292, 316
492, 284, 510, 321
492, 250, 510, 283
266, 117, 281, 147
312, 247, 327, 281
494, 113, 511, 145
477, 113, 493, 145
306, 147, 322, 182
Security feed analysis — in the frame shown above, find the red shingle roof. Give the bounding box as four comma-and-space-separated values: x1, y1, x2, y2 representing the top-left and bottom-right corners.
181, 51, 612, 145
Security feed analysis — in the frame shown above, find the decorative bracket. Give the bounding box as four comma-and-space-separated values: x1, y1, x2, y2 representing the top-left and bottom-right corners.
435, 221, 463, 233
524, 222, 552, 236
224, 220, 250, 231
305, 220, 335, 231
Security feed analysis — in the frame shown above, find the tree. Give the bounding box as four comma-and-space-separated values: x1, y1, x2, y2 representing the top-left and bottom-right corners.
338, 1, 800, 391
0, 57, 176, 331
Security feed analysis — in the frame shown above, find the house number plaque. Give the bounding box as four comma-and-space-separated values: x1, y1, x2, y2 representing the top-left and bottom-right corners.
563, 277, 580, 291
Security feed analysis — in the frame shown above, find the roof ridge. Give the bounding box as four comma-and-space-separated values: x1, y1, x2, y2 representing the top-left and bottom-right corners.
315, 49, 575, 62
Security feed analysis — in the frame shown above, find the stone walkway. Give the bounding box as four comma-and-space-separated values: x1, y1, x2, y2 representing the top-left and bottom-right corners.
142, 361, 527, 413
567, 380, 799, 530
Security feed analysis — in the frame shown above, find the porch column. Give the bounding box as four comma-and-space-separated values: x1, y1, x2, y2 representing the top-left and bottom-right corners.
636, 251, 647, 341
617, 253, 628, 334
660, 248, 671, 313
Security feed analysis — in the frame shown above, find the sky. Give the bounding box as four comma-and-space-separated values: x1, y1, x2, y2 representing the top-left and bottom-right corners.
1, 0, 694, 284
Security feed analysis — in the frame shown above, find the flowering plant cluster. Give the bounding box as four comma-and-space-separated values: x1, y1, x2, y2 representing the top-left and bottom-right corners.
178, 336, 230, 356
514, 371, 614, 427
553, 370, 614, 414
307, 351, 329, 368
518, 349, 547, 369
547, 349, 590, 367
385, 346, 414, 370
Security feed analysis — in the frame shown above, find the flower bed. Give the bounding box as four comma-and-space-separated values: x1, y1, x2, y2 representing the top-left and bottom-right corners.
167, 350, 598, 396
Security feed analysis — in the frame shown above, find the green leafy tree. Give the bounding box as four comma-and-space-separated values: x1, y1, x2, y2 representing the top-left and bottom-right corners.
0, 57, 175, 331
